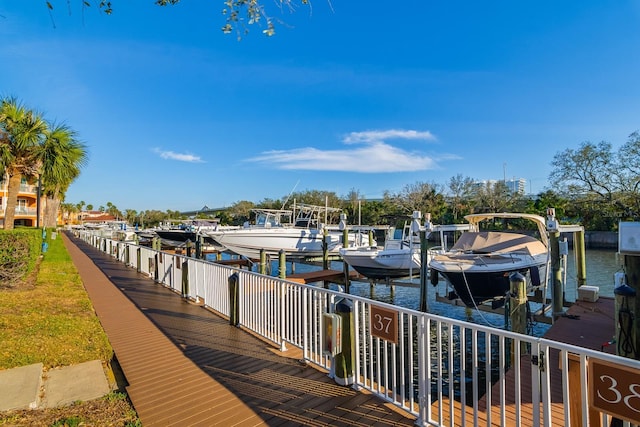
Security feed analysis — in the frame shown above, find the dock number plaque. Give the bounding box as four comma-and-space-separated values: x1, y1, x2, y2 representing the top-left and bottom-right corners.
370, 305, 398, 344
589, 357, 640, 424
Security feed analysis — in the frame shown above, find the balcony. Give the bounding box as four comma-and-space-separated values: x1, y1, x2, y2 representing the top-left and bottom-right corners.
0, 183, 38, 194
0, 207, 38, 216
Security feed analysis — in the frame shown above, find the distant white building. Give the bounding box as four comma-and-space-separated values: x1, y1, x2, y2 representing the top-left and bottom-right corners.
505, 178, 526, 194
473, 178, 526, 195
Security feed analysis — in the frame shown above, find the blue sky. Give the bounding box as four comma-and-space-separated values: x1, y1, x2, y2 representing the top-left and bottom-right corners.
1, 1, 639, 212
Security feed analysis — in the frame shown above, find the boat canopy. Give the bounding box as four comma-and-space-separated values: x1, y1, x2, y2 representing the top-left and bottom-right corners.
463, 213, 548, 247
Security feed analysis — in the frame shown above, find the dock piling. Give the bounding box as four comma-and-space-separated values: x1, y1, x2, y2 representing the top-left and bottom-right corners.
509, 272, 528, 355
259, 249, 267, 275
278, 249, 286, 279
419, 229, 428, 312
550, 230, 564, 321
334, 298, 355, 386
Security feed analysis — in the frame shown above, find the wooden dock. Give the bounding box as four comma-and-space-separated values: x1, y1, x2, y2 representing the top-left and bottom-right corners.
474, 296, 616, 426
286, 269, 346, 284
63, 233, 416, 426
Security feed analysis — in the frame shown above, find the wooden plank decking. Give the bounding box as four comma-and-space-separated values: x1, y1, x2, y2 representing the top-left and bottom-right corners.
63, 233, 416, 426
473, 296, 617, 426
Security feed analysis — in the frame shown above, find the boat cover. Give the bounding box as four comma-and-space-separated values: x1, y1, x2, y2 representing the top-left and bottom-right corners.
448, 231, 547, 256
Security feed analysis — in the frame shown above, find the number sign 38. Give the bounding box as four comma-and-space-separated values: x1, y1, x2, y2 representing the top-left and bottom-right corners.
589, 357, 640, 424
370, 305, 398, 344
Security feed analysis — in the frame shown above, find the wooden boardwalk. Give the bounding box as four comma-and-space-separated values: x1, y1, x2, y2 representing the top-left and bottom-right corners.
63, 233, 416, 427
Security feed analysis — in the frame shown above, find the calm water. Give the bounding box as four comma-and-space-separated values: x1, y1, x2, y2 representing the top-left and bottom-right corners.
208, 248, 620, 337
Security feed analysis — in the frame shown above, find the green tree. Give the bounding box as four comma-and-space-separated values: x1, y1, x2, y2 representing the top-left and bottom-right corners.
228, 200, 256, 225
358, 198, 397, 227
387, 181, 447, 224
59, 202, 77, 225
0, 97, 47, 230
472, 180, 514, 214
124, 209, 137, 225
549, 133, 640, 228
445, 174, 475, 222
105, 201, 122, 220
40, 123, 88, 228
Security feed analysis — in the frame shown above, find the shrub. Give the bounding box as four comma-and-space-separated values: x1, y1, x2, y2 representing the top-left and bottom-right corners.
0, 228, 42, 287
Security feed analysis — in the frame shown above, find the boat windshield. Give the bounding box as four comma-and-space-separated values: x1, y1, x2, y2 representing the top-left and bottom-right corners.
252, 209, 292, 228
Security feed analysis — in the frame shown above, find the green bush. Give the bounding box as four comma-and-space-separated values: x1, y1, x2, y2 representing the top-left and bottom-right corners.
0, 228, 42, 287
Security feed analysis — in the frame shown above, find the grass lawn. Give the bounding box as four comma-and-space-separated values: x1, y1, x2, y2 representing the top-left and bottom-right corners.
0, 231, 140, 426
0, 232, 112, 369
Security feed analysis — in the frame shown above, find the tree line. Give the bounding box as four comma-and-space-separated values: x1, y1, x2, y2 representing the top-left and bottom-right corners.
4, 94, 638, 232
62, 129, 640, 233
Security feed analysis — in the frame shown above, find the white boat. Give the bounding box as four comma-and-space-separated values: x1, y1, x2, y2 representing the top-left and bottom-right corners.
339, 212, 424, 280
428, 212, 550, 308
206, 204, 374, 259
153, 219, 232, 250
340, 212, 472, 280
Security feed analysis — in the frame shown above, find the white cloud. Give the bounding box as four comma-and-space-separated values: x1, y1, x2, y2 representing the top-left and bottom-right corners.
153, 148, 204, 163
343, 129, 436, 144
247, 129, 445, 173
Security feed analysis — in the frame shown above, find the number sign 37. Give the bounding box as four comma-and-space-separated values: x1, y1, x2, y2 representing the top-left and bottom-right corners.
370, 305, 398, 344
589, 357, 640, 424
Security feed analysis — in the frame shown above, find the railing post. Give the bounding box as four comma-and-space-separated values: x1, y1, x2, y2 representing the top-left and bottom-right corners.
417, 315, 429, 424
136, 248, 141, 273
279, 283, 287, 352
181, 259, 189, 298
228, 273, 239, 326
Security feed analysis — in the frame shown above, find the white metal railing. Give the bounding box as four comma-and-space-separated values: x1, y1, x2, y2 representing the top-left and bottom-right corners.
73, 229, 640, 426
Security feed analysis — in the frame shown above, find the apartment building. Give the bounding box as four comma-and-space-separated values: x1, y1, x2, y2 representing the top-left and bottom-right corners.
0, 175, 43, 228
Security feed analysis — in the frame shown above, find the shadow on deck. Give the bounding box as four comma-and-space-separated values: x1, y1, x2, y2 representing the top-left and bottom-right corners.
63, 233, 415, 426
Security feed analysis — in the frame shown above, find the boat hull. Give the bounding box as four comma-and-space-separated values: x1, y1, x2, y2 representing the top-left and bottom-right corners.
340, 247, 421, 280
432, 261, 547, 307
154, 230, 222, 250
212, 228, 361, 259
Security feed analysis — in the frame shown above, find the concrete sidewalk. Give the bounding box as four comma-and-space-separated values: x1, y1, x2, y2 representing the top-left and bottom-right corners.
0, 360, 112, 412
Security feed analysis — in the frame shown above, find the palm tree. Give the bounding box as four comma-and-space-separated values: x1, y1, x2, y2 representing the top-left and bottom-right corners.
0, 97, 47, 230
76, 200, 86, 224
59, 202, 78, 225
40, 123, 88, 228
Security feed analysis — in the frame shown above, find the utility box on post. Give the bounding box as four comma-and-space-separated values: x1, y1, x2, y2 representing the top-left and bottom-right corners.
322, 313, 342, 357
